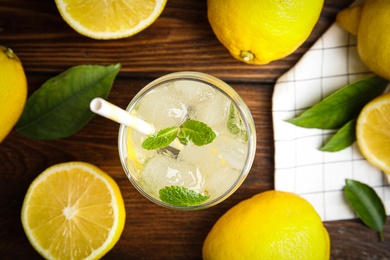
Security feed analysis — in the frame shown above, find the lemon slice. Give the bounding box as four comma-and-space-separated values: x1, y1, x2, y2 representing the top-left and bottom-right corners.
21, 162, 126, 259
357, 92, 390, 174
54, 0, 167, 39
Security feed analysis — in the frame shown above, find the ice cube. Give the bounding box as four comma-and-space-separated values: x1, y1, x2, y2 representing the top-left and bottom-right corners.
140, 155, 205, 199
212, 134, 248, 170
191, 91, 231, 132
176, 137, 245, 200
136, 84, 188, 129
178, 142, 225, 174
206, 167, 240, 200
173, 80, 215, 104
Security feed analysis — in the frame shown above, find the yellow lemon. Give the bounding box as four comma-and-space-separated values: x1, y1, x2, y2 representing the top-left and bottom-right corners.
0, 46, 27, 143
356, 92, 390, 174
21, 162, 126, 259
207, 0, 324, 65
337, 0, 390, 80
203, 190, 330, 260
54, 0, 167, 40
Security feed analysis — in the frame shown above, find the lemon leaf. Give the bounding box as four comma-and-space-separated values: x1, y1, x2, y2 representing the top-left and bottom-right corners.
286, 76, 388, 129
320, 118, 356, 152
344, 179, 387, 242
142, 126, 179, 150
178, 120, 216, 146
16, 64, 120, 139
159, 186, 210, 207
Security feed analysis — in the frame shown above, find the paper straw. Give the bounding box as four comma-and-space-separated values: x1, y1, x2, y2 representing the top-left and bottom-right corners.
90, 98, 155, 135
90, 98, 184, 151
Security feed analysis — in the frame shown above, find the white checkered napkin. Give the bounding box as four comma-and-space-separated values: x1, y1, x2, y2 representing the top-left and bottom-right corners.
272, 19, 390, 220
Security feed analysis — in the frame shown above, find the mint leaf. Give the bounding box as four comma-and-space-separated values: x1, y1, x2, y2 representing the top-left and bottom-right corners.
320, 118, 356, 152
159, 186, 210, 206
286, 76, 388, 129
142, 120, 216, 150
16, 64, 120, 139
142, 126, 179, 150
178, 135, 189, 145
344, 179, 387, 241
227, 103, 248, 141
178, 120, 216, 146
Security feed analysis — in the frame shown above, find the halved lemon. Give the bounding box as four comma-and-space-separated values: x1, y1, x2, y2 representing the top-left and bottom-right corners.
54, 0, 167, 39
21, 162, 126, 259
356, 92, 390, 174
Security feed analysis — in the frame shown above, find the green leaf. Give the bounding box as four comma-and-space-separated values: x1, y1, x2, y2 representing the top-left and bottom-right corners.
286, 76, 388, 129
178, 136, 189, 145
178, 119, 216, 146
142, 126, 179, 150
227, 103, 248, 141
159, 186, 210, 207
16, 64, 121, 139
344, 179, 387, 241
320, 118, 356, 152
142, 120, 216, 150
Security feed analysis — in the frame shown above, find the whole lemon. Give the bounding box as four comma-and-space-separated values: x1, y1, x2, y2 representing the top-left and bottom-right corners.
203, 190, 330, 260
207, 0, 324, 65
337, 0, 390, 80
0, 46, 27, 143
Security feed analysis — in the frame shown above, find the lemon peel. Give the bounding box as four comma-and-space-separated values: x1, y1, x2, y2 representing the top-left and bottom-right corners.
337, 0, 390, 80
207, 0, 324, 65
203, 190, 330, 259
0, 46, 27, 143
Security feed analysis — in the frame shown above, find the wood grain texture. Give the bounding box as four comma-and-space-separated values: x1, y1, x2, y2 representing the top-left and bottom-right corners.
1, 0, 390, 259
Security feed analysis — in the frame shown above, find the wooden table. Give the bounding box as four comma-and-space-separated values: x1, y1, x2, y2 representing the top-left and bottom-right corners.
1, 0, 389, 259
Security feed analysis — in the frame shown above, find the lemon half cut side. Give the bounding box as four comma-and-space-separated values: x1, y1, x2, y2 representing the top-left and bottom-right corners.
21, 162, 126, 260
357, 92, 390, 174
55, 0, 167, 39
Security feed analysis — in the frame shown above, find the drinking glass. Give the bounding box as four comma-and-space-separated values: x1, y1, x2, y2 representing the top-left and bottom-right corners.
118, 71, 256, 210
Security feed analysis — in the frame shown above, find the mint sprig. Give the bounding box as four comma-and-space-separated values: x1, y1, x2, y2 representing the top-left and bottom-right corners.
159, 186, 210, 207
142, 119, 216, 150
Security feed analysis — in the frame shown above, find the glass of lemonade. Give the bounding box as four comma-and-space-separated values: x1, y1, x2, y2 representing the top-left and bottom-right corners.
118, 71, 256, 210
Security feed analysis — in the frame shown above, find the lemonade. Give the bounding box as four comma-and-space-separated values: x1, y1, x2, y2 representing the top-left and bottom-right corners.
118, 72, 256, 209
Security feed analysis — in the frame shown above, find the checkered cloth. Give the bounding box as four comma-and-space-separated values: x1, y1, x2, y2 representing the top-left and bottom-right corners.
272, 5, 390, 221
